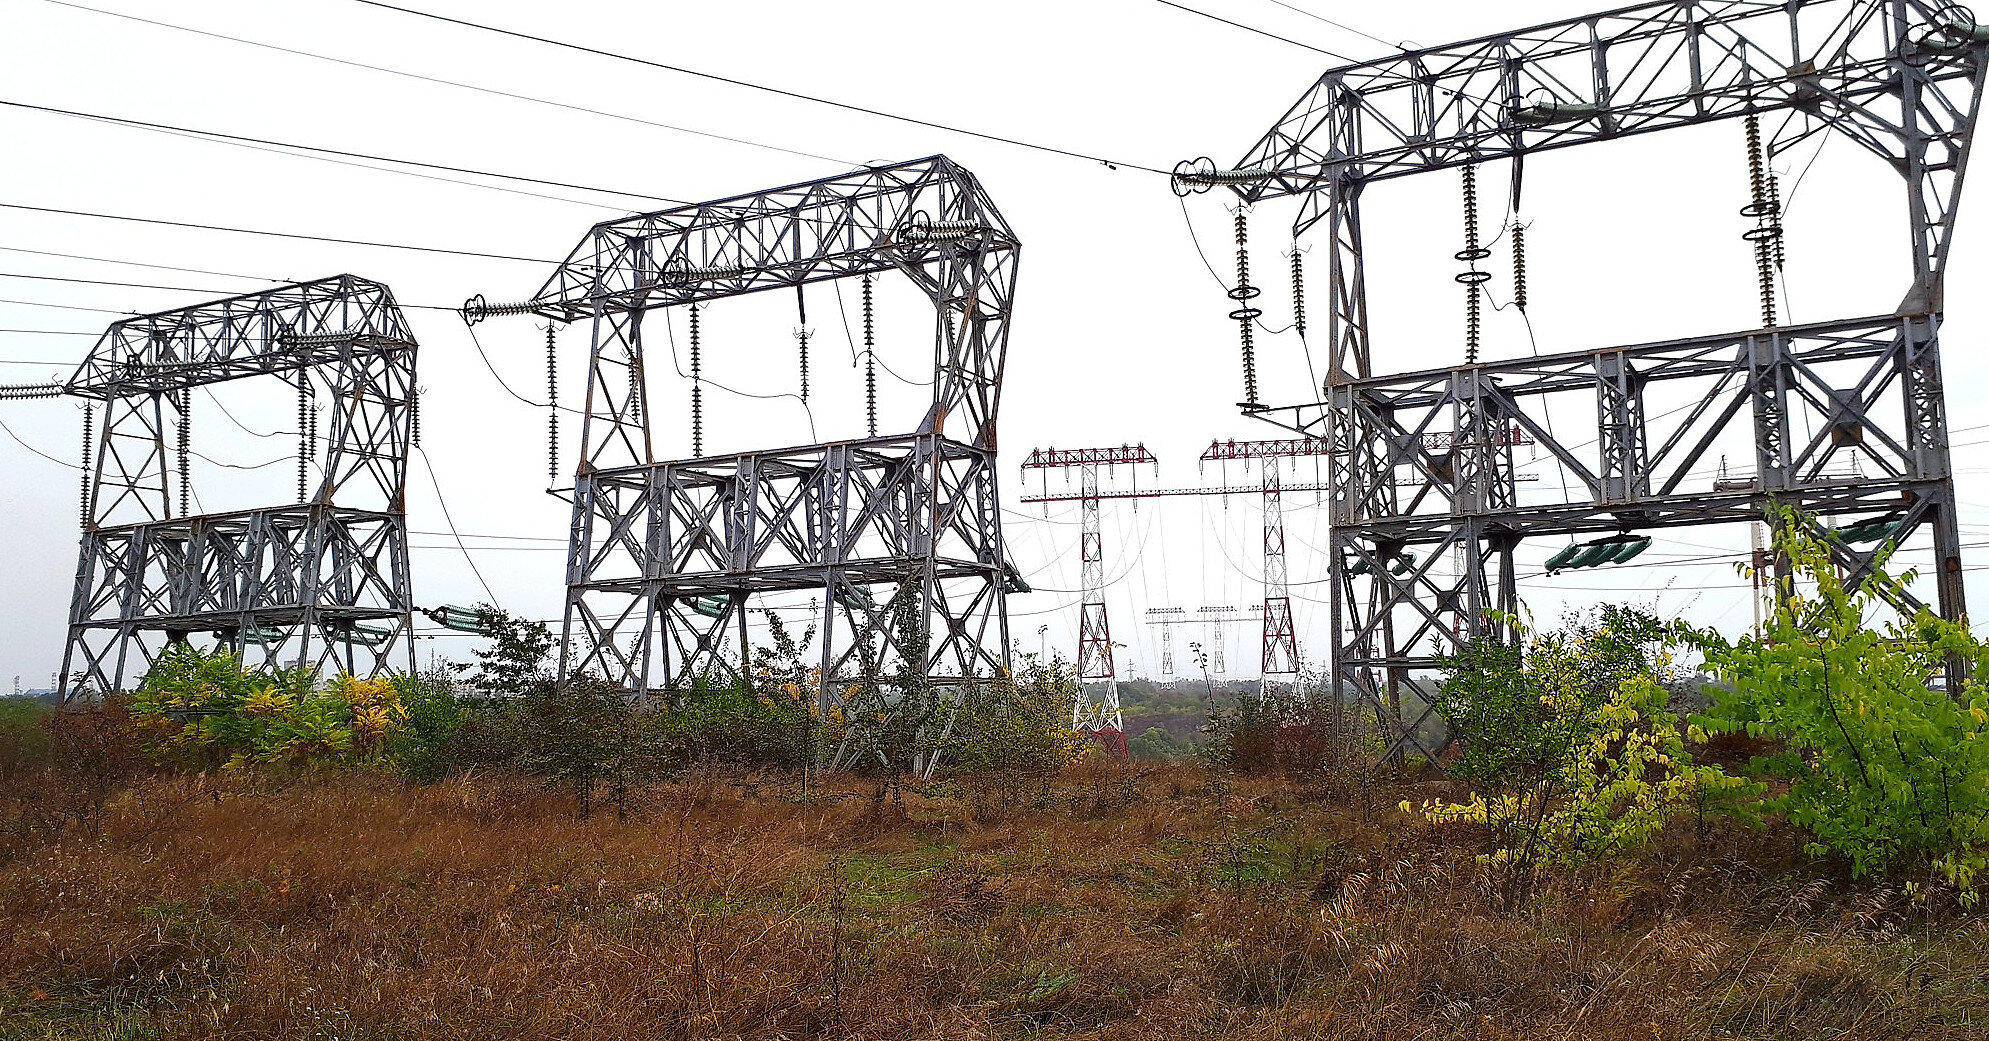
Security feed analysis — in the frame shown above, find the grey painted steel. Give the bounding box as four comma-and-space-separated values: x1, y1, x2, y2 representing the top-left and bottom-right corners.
1196, 0, 1984, 758
504, 156, 1017, 774
60, 275, 419, 698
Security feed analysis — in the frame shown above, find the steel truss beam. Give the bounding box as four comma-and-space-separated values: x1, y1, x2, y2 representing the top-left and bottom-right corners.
60, 275, 418, 698
1196, 1, 1986, 758
506, 157, 1018, 774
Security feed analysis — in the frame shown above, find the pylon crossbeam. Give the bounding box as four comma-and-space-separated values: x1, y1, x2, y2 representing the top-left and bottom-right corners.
60, 276, 417, 699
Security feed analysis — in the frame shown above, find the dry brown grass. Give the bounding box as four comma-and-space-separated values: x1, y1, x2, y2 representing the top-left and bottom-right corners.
2, 762, 1985, 1040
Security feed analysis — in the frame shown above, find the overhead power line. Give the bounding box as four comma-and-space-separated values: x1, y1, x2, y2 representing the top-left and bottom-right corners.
1252, 0, 1397, 50
1149, 0, 1361, 60
0, 97, 685, 210
0, 200, 556, 265
42, 0, 856, 168
340, 0, 1172, 175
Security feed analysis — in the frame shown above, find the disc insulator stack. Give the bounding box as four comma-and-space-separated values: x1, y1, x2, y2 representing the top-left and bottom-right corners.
79, 401, 93, 527
546, 324, 559, 485
1454, 165, 1493, 363
689, 303, 704, 457
862, 275, 877, 438
1742, 113, 1782, 328
1229, 208, 1262, 406
1289, 250, 1307, 340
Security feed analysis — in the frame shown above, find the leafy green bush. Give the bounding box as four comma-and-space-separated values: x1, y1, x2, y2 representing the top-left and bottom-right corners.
128, 644, 407, 771
1682, 505, 1989, 899
1410, 607, 1748, 890
386, 671, 466, 782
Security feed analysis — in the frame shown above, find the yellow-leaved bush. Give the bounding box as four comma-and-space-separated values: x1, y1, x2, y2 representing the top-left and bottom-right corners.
129, 644, 407, 771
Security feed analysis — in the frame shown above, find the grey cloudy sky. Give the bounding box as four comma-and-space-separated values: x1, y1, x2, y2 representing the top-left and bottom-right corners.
3, 0, 1987, 690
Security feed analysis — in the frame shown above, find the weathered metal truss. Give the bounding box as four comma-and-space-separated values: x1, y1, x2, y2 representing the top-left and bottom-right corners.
1189, 0, 1985, 757
60, 275, 418, 697
494, 156, 1018, 769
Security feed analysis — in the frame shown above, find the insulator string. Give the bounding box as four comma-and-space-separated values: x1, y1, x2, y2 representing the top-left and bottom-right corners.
1288, 250, 1307, 340
689, 302, 703, 457
1454, 165, 1492, 364
1742, 113, 1781, 328
410, 385, 421, 448
297, 376, 309, 504
627, 349, 641, 424
862, 274, 877, 438
79, 401, 93, 527
546, 324, 558, 484
1511, 221, 1528, 312
177, 388, 192, 517
1229, 207, 1262, 406
795, 284, 811, 403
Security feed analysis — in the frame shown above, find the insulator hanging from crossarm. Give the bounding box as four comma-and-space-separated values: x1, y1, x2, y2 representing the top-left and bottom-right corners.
176, 388, 190, 517
297, 376, 309, 504
1230, 207, 1262, 408
546, 324, 559, 486
862, 274, 877, 438
1455, 165, 1493, 364
79, 400, 93, 527
689, 302, 704, 457
1511, 221, 1529, 312
1288, 249, 1307, 340
1170, 157, 1268, 197
794, 284, 811, 403
1741, 113, 1781, 329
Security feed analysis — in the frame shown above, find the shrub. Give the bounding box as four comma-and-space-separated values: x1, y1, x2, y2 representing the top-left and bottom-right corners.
1410, 607, 1746, 892
386, 671, 466, 782
127, 644, 407, 772
1682, 505, 1989, 899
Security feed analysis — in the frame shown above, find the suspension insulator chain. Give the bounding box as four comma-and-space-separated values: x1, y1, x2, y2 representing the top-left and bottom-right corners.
176, 388, 191, 517
546, 324, 559, 485
410, 384, 421, 449
297, 377, 309, 503
862, 275, 877, 438
795, 284, 810, 403
1289, 250, 1307, 340
1742, 113, 1781, 328
689, 303, 704, 457
627, 351, 641, 424
79, 401, 93, 527
1454, 165, 1493, 364
1511, 221, 1528, 312
1229, 208, 1262, 406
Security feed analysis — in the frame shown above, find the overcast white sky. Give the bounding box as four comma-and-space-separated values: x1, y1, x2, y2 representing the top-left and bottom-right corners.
4, 0, 1989, 692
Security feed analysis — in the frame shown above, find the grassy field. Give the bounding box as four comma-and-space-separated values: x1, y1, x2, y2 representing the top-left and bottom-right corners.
2, 764, 1986, 1040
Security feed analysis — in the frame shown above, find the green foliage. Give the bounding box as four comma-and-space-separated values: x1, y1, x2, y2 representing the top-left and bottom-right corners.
1127, 725, 1191, 760
1199, 680, 1343, 775
1412, 607, 1744, 883
512, 675, 662, 820
1682, 505, 1989, 898
947, 652, 1088, 776
127, 644, 404, 771
463, 604, 556, 695
1430, 604, 1665, 791
386, 671, 466, 782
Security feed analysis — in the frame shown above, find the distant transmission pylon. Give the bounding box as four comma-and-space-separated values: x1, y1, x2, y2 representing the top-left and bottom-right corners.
1021, 444, 1157, 758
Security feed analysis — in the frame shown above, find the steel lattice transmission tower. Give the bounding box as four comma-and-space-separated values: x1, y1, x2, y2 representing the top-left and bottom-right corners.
58, 276, 419, 697
1178, 0, 1989, 758
1200, 438, 1334, 694
1020, 444, 1157, 757
472, 157, 1019, 773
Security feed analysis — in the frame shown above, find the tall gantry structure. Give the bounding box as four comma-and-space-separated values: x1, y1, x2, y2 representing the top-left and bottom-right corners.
58, 276, 419, 697
474, 156, 1018, 771
1179, 0, 1987, 757
1020, 443, 1158, 757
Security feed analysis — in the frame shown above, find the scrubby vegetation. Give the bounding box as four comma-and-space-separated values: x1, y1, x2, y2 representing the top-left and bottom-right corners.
2, 511, 1988, 1038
